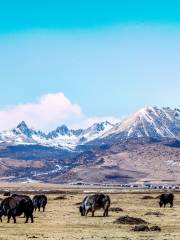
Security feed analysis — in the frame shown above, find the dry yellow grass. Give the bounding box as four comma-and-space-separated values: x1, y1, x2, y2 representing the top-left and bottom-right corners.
0, 188, 180, 240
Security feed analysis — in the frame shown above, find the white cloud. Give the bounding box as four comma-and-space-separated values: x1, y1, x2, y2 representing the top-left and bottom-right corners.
0, 92, 120, 132
0, 93, 82, 131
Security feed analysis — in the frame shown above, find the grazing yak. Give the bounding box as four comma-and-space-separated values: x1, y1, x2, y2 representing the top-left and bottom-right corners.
159, 193, 174, 208
11, 194, 32, 218
32, 195, 47, 212
0, 195, 34, 223
79, 193, 111, 217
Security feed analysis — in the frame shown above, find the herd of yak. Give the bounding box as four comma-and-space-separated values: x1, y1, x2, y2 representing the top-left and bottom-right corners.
79, 192, 174, 217
0, 191, 174, 224
0, 194, 47, 223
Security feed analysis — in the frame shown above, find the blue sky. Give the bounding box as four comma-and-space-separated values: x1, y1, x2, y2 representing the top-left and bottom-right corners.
1, 1, 180, 130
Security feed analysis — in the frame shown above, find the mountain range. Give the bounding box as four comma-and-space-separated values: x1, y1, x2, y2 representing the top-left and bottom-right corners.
1, 106, 180, 184
1, 106, 180, 148
0, 120, 113, 149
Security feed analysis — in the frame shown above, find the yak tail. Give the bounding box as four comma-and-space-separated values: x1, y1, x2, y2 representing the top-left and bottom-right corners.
105, 195, 111, 208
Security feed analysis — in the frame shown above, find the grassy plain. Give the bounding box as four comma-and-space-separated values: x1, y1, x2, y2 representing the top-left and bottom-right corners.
0, 184, 179, 240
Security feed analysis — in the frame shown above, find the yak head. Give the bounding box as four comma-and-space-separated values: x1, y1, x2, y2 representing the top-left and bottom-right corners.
159, 201, 163, 207
79, 205, 85, 216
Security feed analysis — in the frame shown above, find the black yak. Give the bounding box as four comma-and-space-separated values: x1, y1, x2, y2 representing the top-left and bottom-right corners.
32, 195, 47, 212
159, 193, 174, 208
0, 195, 34, 223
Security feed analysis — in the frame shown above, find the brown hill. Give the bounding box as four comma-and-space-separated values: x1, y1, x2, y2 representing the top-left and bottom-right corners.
0, 138, 180, 184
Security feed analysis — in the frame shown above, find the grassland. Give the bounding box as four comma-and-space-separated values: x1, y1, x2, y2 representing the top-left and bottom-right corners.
0, 185, 180, 240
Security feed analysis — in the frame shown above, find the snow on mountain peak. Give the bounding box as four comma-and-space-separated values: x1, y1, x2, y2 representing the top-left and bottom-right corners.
48, 125, 70, 138
17, 120, 28, 129
56, 125, 69, 135
81, 121, 114, 142
15, 121, 34, 138
87, 121, 112, 132
0, 120, 114, 149
1, 107, 180, 149
101, 106, 180, 140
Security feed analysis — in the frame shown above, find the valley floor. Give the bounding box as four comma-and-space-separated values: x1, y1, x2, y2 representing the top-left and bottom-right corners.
0, 185, 180, 240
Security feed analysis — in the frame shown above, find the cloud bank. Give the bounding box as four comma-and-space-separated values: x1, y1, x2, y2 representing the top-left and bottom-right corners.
0, 93, 119, 131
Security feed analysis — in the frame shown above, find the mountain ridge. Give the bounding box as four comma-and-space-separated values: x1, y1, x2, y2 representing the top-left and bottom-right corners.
99, 106, 180, 141
0, 120, 114, 149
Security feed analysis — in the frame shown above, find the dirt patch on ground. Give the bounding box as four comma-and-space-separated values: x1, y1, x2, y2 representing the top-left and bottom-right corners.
54, 195, 67, 200
141, 195, 154, 200
145, 211, 164, 217
110, 207, 123, 212
133, 224, 150, 231
150, 225, 161, 231
132, 224, 161, 232
74, 202, 82, 205
114, 215, 148, 225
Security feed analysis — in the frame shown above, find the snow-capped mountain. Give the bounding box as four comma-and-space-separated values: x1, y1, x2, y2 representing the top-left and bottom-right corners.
0, 120, 114, 149
44, 121, 114, 148
0, 121, 46, 145
101, 107, 180, 140
81, 121, 113, 142
1, 107, 180, 150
